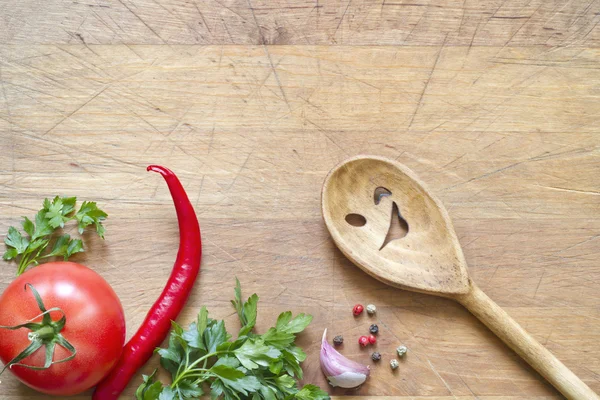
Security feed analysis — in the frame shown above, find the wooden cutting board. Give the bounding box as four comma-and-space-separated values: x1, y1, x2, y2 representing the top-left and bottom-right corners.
1, 1, 599, 398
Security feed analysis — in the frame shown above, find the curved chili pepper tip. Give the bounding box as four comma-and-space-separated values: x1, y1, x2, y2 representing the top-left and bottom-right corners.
146, 165, 173, 175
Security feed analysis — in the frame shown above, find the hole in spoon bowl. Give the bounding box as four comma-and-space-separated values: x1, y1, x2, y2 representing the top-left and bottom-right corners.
345, 213, 367, 227
374, 187, 392, 205
380, 201, 409, 250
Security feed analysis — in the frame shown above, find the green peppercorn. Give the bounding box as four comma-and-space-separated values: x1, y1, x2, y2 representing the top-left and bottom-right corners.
366, 304, 376, 315
333, 335, 344, 346
371, 352, 381, 361
390, 359, 399, 369
369, 324, 378, 334
396, 345, 408, 357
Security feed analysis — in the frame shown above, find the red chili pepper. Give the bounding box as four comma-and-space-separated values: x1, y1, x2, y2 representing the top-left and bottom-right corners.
93, 166, 201, 399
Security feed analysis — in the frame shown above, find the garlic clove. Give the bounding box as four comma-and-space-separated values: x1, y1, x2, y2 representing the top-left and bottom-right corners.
320, 329, 370, 388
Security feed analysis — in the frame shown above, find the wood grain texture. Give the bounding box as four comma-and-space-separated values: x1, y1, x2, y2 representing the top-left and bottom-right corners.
0, 18, 599, 400
2, 0, 600, 46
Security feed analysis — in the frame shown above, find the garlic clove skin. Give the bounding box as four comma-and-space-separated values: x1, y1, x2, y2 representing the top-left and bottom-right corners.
327, 371, 369, 388
320, 329, 370, 388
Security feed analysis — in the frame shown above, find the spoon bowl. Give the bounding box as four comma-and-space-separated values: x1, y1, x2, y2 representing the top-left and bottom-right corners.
322, 155, 598, 400
322, 155, 469, 295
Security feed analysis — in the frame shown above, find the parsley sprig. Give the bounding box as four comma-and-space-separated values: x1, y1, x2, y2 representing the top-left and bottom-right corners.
3, 196, 107, 275
136, 279, 329, 400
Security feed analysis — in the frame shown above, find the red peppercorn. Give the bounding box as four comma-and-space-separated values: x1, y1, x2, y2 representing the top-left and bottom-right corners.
358, 336, 369, 347
352, 304, 364, 316
368, 334, 377, 344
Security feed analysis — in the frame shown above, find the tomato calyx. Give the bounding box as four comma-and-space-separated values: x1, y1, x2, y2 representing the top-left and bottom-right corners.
0, 284, 76, 375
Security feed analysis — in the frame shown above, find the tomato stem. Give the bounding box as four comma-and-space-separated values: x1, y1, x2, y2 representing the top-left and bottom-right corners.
29, 325, 55, 341
0, 284, 76, 375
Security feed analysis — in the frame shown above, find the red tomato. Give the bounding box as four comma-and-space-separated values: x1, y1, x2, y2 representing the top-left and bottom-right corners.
0, 262, 125, 395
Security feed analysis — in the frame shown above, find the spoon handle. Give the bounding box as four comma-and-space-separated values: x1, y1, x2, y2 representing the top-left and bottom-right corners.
457, 283, 599, 400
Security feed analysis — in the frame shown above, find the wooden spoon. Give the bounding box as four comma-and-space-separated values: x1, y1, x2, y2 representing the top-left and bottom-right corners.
321, 155, 598, 400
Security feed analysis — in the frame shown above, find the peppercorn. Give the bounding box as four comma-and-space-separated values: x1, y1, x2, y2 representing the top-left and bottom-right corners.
333, 335, 344, 346
371, 352, 381, 361
352, 304, 364, 316
358, 336, 369, 347
366, 304, 376, 315
390, 359, 399, 369
369, 324, 379, 334
396, 345, 408, 357
367, 334, 377, 345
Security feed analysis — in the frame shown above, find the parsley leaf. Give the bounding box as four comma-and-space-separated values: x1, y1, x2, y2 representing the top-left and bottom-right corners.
4, 226, 29, 255
262, 327, 296, 349
139, 280, 330, 400
234, 338, 281, 370
75, 201, 107, 238
294, 384, 330, 400
135, 370, 166, 400
46, 234, 84, 260
44, 196, 76, 228
276, 313, 313, 334
32, 210, 53, 240
3, 196, 107, 275
205, 319, 230, 353
22, 217, 35, 237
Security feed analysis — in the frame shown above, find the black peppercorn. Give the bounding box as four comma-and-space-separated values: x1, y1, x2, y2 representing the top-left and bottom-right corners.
333, 335, 344, 346
371, 352, 381, 361
369, 324, 379, 334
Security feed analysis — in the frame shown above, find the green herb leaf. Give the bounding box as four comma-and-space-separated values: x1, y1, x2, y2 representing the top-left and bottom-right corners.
3, 248, 18, 260
46, 235, 84, 260
3, 196, 107, 275
157, 386, 174, 400
269, 359, 284, 374
22, 217, 35, 237
44, 196, 73, 228
276, 311, 293, 330
259, 384, 278, 400
275, 375, 296, 390
66, 238, 84, 258
182, 322, 205, 350
205, 320, 230, 353
239, 293, 258, 336
211, 365, 261, 395
262, 328, 295, 349
197, 306, 209, 338
158, 333, 185, 379
210, 380, 225, 400
135, 370, 164, 400
5, 226, 29, 254
213, 356, 240, 369
75, 201, 107, 238
295, 384, 330, 400
33, 210, 53, 240
146, 280, 329, 400
277, 313, 313, 334
232, 278, 243, 317
210, 364, 246, 380
234, 338, 281, 370
174, 381, 202, 400
47, 234, 69, 257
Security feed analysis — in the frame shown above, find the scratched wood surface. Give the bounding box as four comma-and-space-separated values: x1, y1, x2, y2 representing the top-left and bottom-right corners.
1, 1, 599, 399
